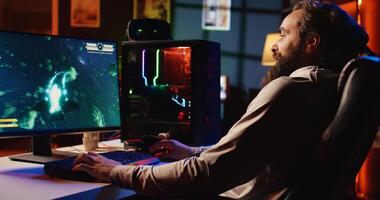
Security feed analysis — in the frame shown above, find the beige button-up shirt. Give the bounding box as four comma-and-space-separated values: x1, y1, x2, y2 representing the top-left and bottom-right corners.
110, 66, 338, 199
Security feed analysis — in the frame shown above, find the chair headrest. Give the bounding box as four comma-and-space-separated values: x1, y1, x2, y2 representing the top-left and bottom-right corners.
337, 56, 380, 96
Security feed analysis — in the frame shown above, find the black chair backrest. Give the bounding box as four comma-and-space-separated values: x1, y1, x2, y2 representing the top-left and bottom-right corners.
285, 56, 380, 200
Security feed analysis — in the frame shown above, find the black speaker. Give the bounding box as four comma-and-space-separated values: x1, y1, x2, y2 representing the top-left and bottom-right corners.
126, 18, 172, 41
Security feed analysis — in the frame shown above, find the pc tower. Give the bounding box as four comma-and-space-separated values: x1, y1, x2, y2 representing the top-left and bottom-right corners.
120, 40, 220, 146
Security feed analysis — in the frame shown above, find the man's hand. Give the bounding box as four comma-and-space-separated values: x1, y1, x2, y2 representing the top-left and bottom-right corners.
72, 151, 121, 182
149, 139, 197, 160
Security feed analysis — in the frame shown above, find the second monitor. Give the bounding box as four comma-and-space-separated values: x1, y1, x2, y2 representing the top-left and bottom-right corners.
121, 40, 220, 145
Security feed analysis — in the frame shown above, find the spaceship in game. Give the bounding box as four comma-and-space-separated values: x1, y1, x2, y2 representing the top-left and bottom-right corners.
34, 67, 79, 120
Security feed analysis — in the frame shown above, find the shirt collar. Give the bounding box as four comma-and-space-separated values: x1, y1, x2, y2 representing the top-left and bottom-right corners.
289, 66, 318, 78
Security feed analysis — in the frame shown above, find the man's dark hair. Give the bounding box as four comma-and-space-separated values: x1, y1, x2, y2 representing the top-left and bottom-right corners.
293, 0, 369, 72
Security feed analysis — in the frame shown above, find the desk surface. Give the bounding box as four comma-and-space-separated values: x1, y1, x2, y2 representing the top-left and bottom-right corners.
0, 139, 137, 200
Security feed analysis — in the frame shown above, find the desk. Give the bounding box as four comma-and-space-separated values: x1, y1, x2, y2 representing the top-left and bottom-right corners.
0, 140, 137, 200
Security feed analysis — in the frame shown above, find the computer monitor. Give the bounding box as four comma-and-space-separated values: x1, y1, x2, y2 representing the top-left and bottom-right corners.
121, 40, 220, 146
0, 31, 121, 163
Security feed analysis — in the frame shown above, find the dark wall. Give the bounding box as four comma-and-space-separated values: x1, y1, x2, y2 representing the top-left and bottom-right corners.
172, 0, 283, 91
0, 0, 51, 34
58, 0, 133, 42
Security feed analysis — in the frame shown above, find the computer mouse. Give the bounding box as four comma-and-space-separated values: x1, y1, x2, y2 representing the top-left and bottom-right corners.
152, 147, 171, 157
137, 134, 161, 152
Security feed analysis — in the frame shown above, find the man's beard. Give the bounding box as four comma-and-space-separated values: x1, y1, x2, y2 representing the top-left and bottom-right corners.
261, 43, 304, 87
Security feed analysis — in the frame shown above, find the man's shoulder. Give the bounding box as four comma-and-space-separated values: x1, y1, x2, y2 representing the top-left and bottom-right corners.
266, 66, 337, 95
247, 77, 311, 108
250, 67, 338, 109
262, 76, 314, 96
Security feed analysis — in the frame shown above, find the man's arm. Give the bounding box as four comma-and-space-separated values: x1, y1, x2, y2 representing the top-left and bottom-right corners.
109, 77, 332, 195
148, 139, 212, 160
76, 76, 334, 196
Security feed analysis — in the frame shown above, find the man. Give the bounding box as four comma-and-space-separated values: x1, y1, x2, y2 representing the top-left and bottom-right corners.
73, 1, 369, 199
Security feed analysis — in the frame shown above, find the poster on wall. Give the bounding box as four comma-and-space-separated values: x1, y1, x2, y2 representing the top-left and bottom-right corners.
202, 0, 231, 31
71, 0, 101, 28
133, 0, 171, 23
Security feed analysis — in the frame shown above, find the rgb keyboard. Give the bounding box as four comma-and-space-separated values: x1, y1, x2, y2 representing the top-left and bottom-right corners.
44, 150, 159, 181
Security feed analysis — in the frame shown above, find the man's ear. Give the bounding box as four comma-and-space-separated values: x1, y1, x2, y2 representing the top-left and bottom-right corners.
305, 32, 320, 53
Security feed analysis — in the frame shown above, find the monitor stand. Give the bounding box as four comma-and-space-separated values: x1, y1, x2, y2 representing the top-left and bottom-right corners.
8, 135, 77, 164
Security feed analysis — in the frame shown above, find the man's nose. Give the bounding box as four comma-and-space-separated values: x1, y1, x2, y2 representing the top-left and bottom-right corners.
271, 44, 278, 53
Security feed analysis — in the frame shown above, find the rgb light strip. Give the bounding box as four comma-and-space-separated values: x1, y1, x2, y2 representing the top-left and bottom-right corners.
153, 49, 160, 86
141, 49, 162, 86
141, 49, 148, 86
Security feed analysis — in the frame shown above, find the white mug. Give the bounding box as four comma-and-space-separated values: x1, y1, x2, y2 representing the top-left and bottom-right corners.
82, 132, 100, 151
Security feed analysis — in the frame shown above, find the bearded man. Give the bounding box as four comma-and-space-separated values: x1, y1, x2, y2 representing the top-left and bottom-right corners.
73, 1, 369, 199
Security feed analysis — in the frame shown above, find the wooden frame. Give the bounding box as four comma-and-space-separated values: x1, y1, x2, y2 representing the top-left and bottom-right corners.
70, 0, 101, 28
133, 0, 171, 23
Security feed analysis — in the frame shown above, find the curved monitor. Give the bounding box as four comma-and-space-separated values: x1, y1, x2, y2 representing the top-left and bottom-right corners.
0, 31, 121, 162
